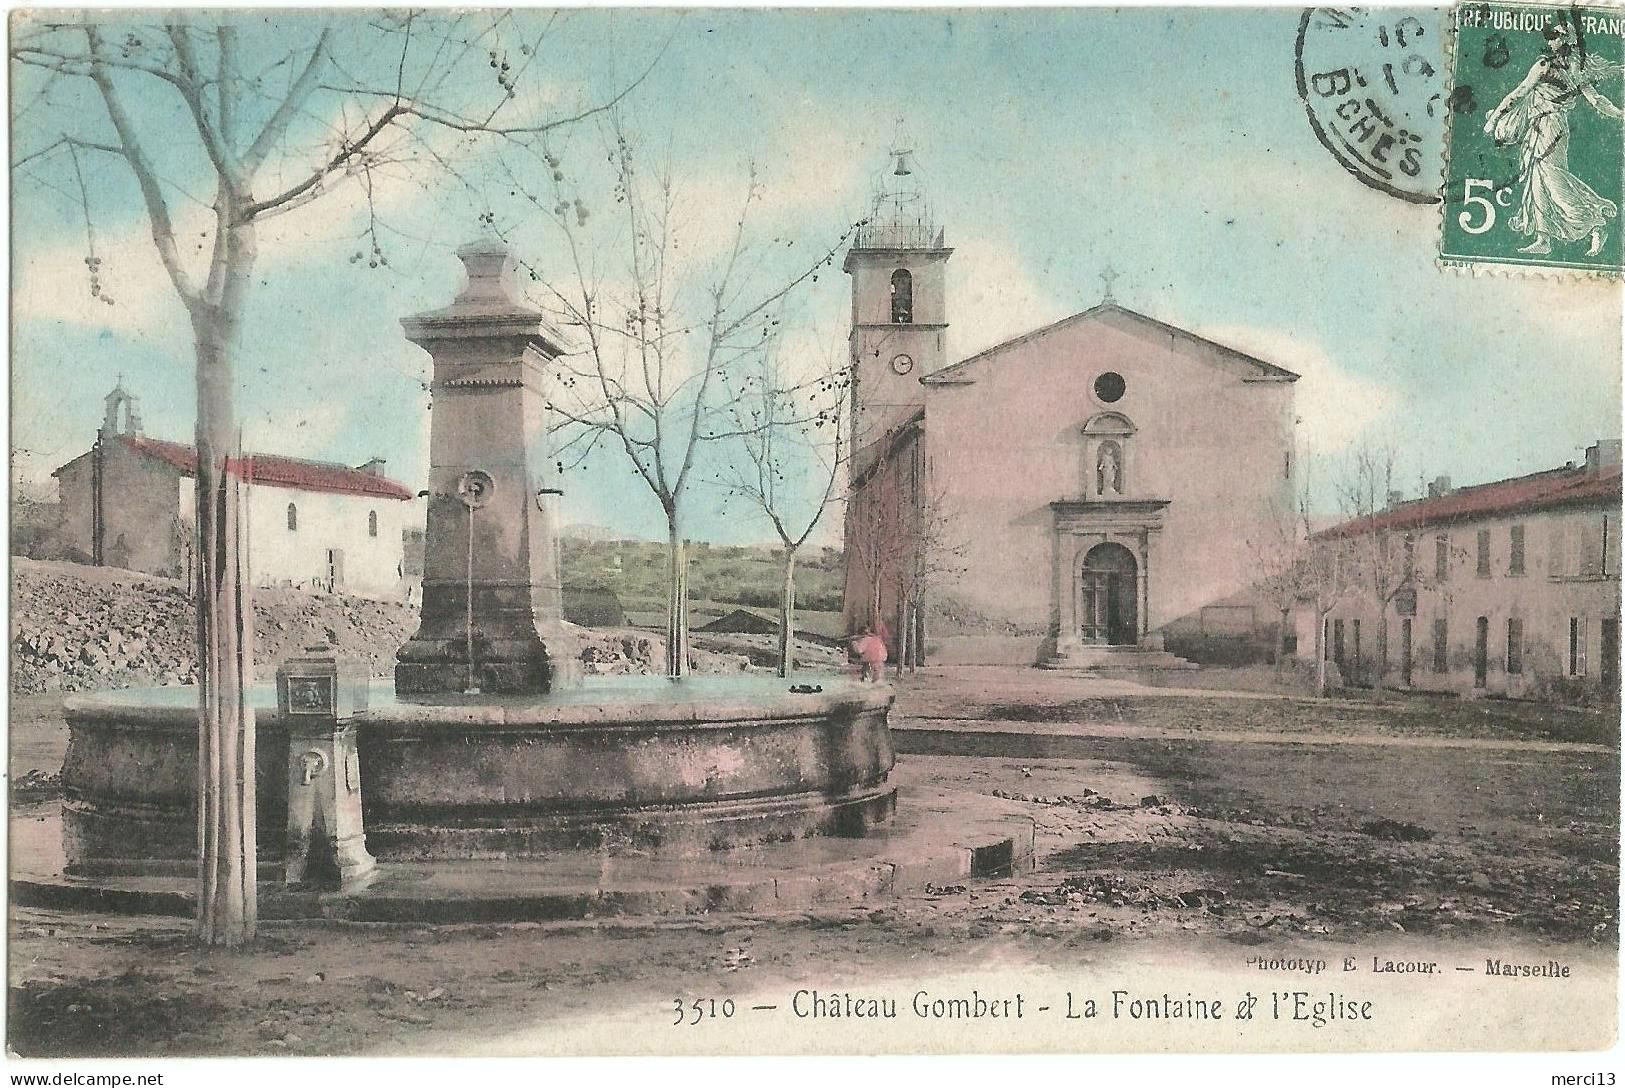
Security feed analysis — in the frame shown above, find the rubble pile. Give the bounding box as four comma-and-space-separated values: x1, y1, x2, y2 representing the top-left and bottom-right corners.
10, 559, 760, 694
10, 560, 419, 694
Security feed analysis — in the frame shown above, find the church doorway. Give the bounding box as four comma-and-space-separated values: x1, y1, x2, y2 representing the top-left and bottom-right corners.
1077, 542, 1138, 646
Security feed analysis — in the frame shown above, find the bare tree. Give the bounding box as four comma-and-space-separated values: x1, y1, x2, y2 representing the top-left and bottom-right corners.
844, 446, 908, 642
897, 482, 969, 674
1246, 495, 1315, 682
533, 117, 858, 677
11, 11, 665, 946
718, 341, 849, 676
1302, 535, 1358, 697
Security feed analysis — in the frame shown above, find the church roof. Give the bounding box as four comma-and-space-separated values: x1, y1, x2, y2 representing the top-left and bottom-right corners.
59, 434, 416, 501
1315, 462, 1622, 540
921, 303, 1301, 385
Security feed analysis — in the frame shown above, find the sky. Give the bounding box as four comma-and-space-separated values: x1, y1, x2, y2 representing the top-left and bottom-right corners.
10, 8, 1622, 545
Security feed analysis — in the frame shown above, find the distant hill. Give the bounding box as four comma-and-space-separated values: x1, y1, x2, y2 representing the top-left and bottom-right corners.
560, 538, 844, 618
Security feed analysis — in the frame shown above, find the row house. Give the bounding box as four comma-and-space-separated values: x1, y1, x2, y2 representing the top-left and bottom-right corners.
1299, 440, 1622, 701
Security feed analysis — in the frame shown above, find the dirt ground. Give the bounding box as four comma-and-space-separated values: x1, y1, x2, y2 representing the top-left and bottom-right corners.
6, 670, 1618, 1057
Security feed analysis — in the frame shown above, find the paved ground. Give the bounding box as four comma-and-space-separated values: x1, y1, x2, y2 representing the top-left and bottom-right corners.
6, 668, 1618, 1056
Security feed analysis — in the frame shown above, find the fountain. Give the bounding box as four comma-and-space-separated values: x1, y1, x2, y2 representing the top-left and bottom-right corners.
35, 241, 1032, 920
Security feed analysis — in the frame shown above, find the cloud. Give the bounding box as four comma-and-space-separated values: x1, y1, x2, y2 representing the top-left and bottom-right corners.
242, 398, 352, 462
12, 231, 190, 342
947, 233, 1071, 361
1200, 322, 1403, 456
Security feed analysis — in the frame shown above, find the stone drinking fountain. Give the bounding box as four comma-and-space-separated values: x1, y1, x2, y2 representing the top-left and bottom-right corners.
36, 241, 1030, 920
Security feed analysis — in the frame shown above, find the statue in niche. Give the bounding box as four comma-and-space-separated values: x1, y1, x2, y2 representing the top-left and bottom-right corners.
1096, 440, 1123, 496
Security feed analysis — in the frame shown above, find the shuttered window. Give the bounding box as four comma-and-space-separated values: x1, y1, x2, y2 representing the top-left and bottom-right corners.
1580, 521, 1604, 577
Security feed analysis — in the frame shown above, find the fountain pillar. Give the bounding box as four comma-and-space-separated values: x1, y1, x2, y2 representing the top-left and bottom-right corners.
395, 239, 581, 695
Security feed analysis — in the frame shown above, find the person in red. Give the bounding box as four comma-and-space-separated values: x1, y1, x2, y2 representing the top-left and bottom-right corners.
851, 625, 888, 683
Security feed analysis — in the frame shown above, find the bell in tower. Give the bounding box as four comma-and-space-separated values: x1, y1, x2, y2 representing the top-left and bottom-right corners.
843, 127, 952, 456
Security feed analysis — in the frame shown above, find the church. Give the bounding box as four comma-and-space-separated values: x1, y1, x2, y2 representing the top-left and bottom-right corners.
51, 383, 420, 601
842, 154, 1300, 667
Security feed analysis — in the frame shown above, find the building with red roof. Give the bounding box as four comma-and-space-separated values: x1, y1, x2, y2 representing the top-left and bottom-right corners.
51, 384, 421, 600
1297, 441, 1621, 701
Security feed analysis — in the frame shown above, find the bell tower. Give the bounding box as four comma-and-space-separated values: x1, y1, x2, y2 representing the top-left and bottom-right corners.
844, 134, 951, 454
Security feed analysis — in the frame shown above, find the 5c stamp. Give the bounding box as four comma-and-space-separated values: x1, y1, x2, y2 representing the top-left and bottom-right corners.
1441, 3, 1624, 274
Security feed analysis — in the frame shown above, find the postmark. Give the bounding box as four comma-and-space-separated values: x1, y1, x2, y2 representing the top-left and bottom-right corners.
1295, 7, 1448, 204
1441, 2, 1624, 274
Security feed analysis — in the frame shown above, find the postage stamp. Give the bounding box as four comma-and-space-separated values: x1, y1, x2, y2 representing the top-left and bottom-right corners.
1441, 2, 1625, 273
1295, 7, 1448, 205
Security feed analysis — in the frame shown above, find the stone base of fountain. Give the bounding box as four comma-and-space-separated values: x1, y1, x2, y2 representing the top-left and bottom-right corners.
17, 779, 1032, 922
56, 676, 904, 869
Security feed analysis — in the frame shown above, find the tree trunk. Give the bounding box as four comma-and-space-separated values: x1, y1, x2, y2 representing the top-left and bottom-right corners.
665, 522, 688, 677
1314, 607, 1328, 698
1374, 612, 1390, 690
190, 240, 257, 946
1275, 607, 1290, 680
777, 548, 796, 678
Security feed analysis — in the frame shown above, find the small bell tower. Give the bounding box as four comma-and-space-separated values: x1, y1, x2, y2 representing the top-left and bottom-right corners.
844, 128, 951, 454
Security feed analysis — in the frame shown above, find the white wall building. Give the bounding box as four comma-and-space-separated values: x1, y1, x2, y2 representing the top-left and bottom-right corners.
52, 384, 421, 600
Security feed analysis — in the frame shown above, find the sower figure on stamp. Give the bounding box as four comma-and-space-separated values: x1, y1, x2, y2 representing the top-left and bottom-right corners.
1484, 20, 1624, 256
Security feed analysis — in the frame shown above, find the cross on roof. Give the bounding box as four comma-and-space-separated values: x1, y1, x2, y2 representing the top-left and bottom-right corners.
1099, 265, 1119, 303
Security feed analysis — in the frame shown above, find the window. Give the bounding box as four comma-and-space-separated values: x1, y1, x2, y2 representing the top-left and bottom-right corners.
1506, 617, 1523, 674
1476, 529, 1491, 577
1333, 619, 1346, 665
1403, 533, 1416, 578
889, 269, 913, 324
1509, 524, 1525, 575
1432, 617, 1448, 673
1093, 371, 1126, 403
287, 503, 298, 532
1570, 617, 1587, 676
1605, 516, 1612, 577
1581, 520, 1604, 576
1474, 616, 1489, 688
368, 510, 379, 538
1435, 535, 1449, 581
1549, 522, 1569, 578
1351, 619, 1362, 681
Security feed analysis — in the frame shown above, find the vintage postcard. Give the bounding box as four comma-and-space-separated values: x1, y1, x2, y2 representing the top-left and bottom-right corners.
6, 4, 1621, 1078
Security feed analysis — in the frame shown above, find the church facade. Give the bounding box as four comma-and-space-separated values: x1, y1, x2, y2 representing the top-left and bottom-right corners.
842, 185, 1300, 667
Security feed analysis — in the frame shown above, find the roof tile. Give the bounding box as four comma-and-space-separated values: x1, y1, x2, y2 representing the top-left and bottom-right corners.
119, 435, 415, 501
1318, 463, 1621, 539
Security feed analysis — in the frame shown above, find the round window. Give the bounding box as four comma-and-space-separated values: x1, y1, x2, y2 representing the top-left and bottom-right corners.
1094, 371, 1126, 403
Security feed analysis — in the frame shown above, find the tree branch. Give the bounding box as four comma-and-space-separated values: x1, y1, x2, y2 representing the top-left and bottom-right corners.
241, 27, 331, 176
83, 24, 197, 301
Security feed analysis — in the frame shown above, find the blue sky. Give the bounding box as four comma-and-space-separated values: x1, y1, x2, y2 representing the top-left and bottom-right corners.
11, 8, 1621, 543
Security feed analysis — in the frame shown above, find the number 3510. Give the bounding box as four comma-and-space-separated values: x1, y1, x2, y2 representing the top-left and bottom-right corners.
672, 997, 736, 1025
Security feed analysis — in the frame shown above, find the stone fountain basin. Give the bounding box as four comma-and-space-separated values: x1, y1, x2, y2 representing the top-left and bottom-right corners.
60, 676, 897, 871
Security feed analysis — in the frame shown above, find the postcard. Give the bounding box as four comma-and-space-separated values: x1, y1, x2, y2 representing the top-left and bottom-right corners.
7, 4, 1621, 1074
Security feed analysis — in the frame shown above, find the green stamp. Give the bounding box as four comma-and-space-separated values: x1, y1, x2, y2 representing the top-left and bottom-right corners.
1442, 2, 1624, 274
